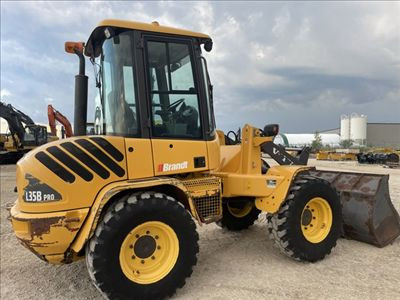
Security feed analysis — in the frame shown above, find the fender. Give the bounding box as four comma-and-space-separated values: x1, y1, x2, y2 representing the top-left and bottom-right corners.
70, 176, 199, 253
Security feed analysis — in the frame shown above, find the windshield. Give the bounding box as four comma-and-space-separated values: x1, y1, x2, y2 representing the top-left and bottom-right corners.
100, 32, 138, 137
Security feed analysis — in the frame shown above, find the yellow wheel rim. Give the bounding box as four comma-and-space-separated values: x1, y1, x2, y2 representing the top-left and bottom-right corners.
301, 197, 333, 243
119, 221, 179, 284
227, 201, 253, 218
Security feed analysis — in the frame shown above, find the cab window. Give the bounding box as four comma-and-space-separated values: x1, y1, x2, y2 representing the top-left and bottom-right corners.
101, 32, 138, 137
147, 40, 202, 139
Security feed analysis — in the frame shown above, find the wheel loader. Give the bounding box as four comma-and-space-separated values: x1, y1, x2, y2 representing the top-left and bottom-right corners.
9, 20, 400, 300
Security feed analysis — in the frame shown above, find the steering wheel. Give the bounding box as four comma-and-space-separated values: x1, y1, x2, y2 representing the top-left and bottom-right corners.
166, 98, 185, 112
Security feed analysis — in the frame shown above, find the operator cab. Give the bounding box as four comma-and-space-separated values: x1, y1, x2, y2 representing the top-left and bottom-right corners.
85, 20, 215, 140
82, 20, 219, 176
23, 125, 48, 147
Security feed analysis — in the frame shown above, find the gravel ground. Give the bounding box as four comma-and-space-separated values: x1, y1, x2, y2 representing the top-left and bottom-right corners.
1, 160, 399, 299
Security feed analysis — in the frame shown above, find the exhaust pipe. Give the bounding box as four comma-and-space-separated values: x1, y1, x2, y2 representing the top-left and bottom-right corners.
65, 41, 88, 137
73, 49, 88, 136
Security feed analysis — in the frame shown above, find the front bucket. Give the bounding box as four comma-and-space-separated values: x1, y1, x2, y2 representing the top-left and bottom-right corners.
310, 170, 400, 247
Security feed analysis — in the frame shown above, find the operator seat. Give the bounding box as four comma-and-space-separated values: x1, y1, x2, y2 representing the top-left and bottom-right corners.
108, 90, 137, 135
177, 104, 199, 137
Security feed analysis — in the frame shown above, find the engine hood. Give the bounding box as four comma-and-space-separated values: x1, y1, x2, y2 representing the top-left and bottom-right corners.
16, 136, 127, 213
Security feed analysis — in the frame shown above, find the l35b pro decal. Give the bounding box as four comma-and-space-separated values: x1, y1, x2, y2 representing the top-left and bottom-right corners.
23, 174, 62, 202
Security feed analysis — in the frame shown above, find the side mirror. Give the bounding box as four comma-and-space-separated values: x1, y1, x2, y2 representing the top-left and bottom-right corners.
263, 124, 279, 137
204, 40, 213, 52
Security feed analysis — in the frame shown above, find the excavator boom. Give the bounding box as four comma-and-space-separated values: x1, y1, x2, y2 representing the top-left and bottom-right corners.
47, 104, 73, 137
0, 101, 49, 164
0, 101, 33, 146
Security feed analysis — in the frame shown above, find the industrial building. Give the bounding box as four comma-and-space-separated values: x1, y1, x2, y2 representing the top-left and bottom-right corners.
274, 133, 340, 148
274, 114, 400, 148
320, 122, 400, 148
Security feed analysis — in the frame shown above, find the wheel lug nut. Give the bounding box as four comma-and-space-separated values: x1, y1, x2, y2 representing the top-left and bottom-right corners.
157, 246, 161, 250
135, 234, 140, 238
136, 271, 140, 274
310, 224, 313, 227
129, 244, 133, 249
151, 256, 155, 260
131, 255, 135, 259
305, 227, 308, 230
155, 235, 159, 240
311, 209, 314, 212
313, 217, 316, 220
146, 231, 150, 234
141, 260, 145, 264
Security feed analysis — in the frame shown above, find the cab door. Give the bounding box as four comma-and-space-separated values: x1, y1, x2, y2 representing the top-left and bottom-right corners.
100, 31, 154, 180
144, 37, 209, 176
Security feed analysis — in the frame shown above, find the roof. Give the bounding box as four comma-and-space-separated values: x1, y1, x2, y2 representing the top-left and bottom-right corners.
97, 19, 210, 39
319, 128, 340, 133
85, 19, 211, 57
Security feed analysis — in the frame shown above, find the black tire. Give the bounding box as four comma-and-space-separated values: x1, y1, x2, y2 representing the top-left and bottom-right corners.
218, 197, 261, 231
267, 175, 342, 262
86, 192, 199, 300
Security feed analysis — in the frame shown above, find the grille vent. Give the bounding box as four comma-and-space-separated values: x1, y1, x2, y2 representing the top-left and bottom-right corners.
182, 176, 222, 223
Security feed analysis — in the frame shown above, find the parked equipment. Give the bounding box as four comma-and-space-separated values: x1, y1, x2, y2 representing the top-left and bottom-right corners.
47, 104, 73, 138
316, 149, 359, 161
357, 152, 399, 165
9, 20, 400, 300
0, 101, 50, 164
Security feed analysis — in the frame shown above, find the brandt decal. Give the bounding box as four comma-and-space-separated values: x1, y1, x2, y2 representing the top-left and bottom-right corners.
158, 161, 188, 172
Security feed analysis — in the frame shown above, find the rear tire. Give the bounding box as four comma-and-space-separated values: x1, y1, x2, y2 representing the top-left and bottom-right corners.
86, 192, 199, 300
267, 175, 342, 262
218, 197, 261, 231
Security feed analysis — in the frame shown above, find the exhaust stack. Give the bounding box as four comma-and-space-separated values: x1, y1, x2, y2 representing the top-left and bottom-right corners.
65, 42, 88, 136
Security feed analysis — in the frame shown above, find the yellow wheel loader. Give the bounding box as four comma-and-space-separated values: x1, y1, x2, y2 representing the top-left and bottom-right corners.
9, 20, 400, 300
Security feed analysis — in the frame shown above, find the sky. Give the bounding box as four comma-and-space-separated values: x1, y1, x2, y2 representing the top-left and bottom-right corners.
1, 1, 399, 133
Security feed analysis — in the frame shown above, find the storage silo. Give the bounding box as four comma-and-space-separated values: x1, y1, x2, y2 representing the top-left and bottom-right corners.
340, 115, 350, 140
350, 113, 367, 145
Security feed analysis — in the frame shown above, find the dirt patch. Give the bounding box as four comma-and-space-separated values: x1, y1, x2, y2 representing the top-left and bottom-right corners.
1, 160, 399, 299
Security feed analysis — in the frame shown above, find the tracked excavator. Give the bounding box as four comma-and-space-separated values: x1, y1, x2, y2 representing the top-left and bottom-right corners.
9, 20, 400, 300
0, 102, 51, 164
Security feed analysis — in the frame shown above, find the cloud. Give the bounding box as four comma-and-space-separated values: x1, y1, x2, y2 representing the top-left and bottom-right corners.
272, 8, 291, 38
1, 89, 11, 98
1, 1, 399, 133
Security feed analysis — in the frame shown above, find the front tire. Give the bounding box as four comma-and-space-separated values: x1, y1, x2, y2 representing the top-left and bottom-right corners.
86, 192, 199, 300
267, 175, 342, 262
